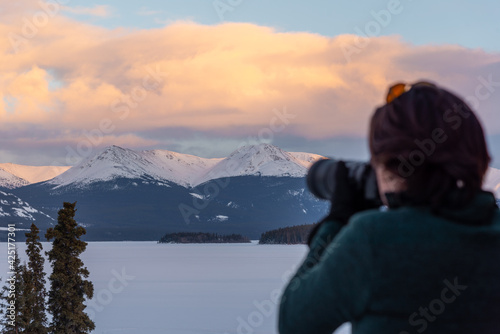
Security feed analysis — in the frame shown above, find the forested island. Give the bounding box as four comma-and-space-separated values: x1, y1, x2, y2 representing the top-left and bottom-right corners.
259, 224, 316, 244
158, 232, 251, 244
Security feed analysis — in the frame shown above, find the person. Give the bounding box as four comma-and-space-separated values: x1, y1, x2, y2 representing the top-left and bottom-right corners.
278, 81, 500, 333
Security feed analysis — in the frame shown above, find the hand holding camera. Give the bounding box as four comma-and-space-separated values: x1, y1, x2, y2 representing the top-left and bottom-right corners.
306, 158, 382, 245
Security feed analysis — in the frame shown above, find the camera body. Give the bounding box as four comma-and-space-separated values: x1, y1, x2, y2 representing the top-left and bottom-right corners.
306, 158, 381, 206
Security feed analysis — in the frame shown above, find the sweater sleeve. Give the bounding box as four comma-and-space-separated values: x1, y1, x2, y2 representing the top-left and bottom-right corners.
278, 218, 373, 334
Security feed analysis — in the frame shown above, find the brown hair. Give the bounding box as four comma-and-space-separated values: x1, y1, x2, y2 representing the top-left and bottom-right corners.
369, 83, 491, 210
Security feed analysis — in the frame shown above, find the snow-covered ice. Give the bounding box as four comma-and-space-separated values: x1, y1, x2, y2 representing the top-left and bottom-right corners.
0, 241, 350, 334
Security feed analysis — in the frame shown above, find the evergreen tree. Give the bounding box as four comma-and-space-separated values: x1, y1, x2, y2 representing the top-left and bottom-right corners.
0, 247, 27, 333
23, 224, 48, 334
259, 223, 316, 244
46, 202, 95, 334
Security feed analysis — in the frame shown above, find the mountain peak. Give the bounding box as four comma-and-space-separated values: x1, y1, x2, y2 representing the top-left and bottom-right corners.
193, 143, 309, 185
95, 145, 136, 160
46, 144, 323, 189
228, 143, 297, 163
5, 144, 500, 198
48, 146, 222, 189
0, 168, 29, 189
49, 146, 154, 188
0, 163, 71, 187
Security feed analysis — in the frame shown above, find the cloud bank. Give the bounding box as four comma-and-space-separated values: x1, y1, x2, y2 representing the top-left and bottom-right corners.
1, 1, 499, 165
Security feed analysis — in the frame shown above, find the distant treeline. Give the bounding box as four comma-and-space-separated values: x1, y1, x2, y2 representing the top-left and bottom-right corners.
259, 223, 316, 244
158, 232, 251, 244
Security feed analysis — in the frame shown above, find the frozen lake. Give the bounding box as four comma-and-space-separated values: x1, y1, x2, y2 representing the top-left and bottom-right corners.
1, 241, 350, 334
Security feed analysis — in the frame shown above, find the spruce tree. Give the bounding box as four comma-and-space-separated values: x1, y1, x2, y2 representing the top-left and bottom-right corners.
46, 202, 95, 334
1, 247, 27, 333
23, 224, 48, 334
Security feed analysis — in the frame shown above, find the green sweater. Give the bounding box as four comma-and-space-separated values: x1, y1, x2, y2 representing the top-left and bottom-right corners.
279, 191, 500, 333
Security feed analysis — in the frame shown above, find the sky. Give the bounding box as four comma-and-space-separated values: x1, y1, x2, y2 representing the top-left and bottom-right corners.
1, 0, 500, 167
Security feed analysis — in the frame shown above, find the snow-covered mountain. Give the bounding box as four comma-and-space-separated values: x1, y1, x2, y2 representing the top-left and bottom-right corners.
288, 152, 325, 168
0, 168, 29, 189
3, 144, 499, 197
47, 144, 323, 189
194, 144, 323, 186
0, 163, 70, 185
48, 146, 222, 189
4, 144, 500, 241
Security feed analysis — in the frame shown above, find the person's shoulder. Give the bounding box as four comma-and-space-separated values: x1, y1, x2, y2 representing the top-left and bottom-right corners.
349, 203, 500, 231
350, 206, 420, 224
346, 206, 429, 233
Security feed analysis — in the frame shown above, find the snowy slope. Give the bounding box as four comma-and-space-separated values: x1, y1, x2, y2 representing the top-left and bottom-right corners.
0, 190, 54, 222
0, 163, 70, 184
145, 149, 223, 186
48, 145, 222, 189
288, 151, 324, 168
193, 144, 316, 186
7, 144, 498, 198
484, 167, 500, 198
47, 144, 321, 189
0, 168, 29, 189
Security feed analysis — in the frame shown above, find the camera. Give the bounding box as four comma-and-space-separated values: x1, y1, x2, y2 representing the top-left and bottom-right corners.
306, 158, 381, 206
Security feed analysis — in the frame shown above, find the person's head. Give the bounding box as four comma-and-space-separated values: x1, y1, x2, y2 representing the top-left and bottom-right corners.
369, 81, 491, 209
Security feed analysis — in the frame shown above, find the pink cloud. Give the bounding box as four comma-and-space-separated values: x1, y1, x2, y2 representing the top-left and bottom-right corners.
0, 9, 499, 155
61, 5, 111, 17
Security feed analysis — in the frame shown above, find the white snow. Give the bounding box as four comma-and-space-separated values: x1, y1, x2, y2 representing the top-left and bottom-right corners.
4, 143, 498, 202
0, 207, 9, 217
227, 201, 239, 208
22, 205, 38, 213
48, 146, 222, 189
12, 207, 35, 219
288, 151, 324, 168
0, 163, 70, 184
46, 144, 323, 190
287, 189, 303, 196
0, 168, 29, 189
190, 192, 205, 200
0, 192, 53, 221
0, 241, 351, 334
194, 144, 320, 186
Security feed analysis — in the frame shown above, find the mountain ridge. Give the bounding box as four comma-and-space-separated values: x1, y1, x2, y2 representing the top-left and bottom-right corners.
0, 163, 71, 185
45, 144, 324, 190
1, 144, 499, 198
2, 144, 500, 241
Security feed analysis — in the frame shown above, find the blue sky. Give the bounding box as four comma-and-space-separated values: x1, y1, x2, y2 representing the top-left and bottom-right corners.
65, 0, 500, 52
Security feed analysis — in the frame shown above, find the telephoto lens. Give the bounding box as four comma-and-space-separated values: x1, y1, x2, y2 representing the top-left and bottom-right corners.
306, 158, 381, 205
